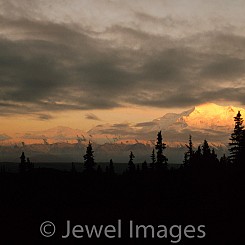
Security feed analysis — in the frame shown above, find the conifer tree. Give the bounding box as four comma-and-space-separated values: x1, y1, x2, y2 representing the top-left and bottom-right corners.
202, 139, 211, 158
193, 146, 202, 165
200, 140, 219, 166
19, 152, 26, 173
183, 135, 194, 166
211, 148, 219, 166
183, 152, 188, 166
83, 141, 96, 171
150, 148, 156, 170
211, 149, 218, 161
240, 130, 245, 164
128, 151, 135, 172
155, 131, 168, 169
229, 111, 244, 164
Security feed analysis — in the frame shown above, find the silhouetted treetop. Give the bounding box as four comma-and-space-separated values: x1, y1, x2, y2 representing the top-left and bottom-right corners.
128, 151, 135, 172
150, 148, 156, 170
183, 135, 194, 166
83, 141, 96, 171
155, 131, 168, 169
229, 111, 244, 164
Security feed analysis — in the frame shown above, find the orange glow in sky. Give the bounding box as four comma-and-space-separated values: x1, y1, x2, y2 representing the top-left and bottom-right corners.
1, 105, 187, 136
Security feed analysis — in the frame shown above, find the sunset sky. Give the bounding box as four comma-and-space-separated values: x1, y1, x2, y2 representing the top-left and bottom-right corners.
1, 0, 245, 135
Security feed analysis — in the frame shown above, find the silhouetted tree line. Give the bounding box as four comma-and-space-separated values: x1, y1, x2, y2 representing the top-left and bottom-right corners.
79, 130, 169, 175
183, 111, 245, 169
16, 111, 245, 175
79, 110, 245, 175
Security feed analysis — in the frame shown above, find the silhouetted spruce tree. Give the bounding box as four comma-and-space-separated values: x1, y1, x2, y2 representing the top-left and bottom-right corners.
201, 140, 211, 165
150, 148, 156, 170
202, 140, 209, 163
83, 141, 96, 172
183, 152, 188, 166
155, 131, 168, 169
128, 151, 135, 172
211, 149, 219, 164
200, 140, 219, 167
240, 130, 245, 165
183, 135, 194, 166
229, 111, 244, 164
192, 146, 202, 166
210, 148, 220, 168
202, 139, 211, 158
19, 152, 26, 173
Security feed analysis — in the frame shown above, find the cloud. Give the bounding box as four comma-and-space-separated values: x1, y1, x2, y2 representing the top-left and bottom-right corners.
201, 56, 245, 81
135, 122, 158, 127
37, 114, 53, 120
1, 4, 245, 119
112, 123, 130, 128
85, 113, 101, 121
0, 16, 128, 114
89, 122, 135, 136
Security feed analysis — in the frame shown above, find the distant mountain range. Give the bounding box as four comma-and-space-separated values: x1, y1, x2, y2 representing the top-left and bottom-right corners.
88, 103, 244, 146
1, 103, 244, 164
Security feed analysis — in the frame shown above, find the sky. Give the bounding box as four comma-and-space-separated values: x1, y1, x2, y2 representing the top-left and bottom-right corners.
1, 0, 245, 135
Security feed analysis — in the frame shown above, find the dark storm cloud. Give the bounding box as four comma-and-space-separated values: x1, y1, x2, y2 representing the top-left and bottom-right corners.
201, 56, 245, 80
0, 16, 133, 115
200, 87, 245, 104
1, 12, 245, 117
85, 113, 101, 121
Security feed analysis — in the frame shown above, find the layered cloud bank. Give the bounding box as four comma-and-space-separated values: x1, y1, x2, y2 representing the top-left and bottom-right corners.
1, 0, 245, 120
